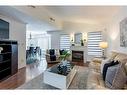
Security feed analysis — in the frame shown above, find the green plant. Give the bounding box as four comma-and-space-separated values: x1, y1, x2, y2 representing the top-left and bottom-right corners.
60, 50, 71, 61
80, 39, 83, 43
80, 39, 84, 46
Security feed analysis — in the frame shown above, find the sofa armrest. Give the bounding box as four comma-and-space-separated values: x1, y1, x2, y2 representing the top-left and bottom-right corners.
45, 54, 50, 56
92, 58, 102, 63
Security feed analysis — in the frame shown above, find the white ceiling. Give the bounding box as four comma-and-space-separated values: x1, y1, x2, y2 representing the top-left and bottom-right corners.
0, 6, 122, 32
0, 6, 61, 32
44, 6, 121, 24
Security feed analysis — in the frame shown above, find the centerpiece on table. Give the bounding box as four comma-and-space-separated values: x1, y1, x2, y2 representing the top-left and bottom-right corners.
57, 50, 71, 75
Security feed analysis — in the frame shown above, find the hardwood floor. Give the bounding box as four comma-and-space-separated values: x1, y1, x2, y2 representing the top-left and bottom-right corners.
0, 59, 47, 89
0, 67, 26, 89
0, 59, 86, 89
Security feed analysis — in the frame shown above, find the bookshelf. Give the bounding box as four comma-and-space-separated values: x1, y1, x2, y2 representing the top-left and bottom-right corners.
0, 40, 18, 81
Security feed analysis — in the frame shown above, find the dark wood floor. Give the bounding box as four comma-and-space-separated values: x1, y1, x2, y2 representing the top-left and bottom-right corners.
0, 59, 87, 89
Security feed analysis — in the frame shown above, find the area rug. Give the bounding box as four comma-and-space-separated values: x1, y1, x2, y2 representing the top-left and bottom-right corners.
17, 66, 89, 89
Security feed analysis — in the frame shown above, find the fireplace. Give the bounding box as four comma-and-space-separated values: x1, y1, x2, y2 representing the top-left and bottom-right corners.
72, 50, 83, 62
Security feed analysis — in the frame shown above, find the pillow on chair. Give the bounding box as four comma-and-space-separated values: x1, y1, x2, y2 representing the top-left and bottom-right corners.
59, 49, 64, 55
49, 49, 55, 55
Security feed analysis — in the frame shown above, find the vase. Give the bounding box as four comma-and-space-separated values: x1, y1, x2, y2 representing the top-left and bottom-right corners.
81, 42, 84, 46
61, 60, 68, 66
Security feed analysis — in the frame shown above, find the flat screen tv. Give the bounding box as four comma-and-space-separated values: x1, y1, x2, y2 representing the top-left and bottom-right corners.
0, 19, 9, 39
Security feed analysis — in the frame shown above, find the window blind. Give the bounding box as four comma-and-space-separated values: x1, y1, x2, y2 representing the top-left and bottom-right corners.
87, 31, 102, 57
60, 34, 71, 50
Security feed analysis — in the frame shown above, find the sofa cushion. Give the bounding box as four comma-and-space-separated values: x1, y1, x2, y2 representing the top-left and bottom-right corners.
114, 53, 127, 64
105, 63, 127, 89
102, 60, 119, 81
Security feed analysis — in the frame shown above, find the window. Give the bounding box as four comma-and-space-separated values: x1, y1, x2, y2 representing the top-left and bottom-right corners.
60, 34, 71, 50
26, 33, 51, 58
87, 31, 102, 57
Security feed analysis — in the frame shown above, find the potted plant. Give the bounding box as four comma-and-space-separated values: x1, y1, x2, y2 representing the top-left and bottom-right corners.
60, 50, 71, 65
60, 50, 71, 60
80, 39, 84, 46
58, 50, 71, 75
71, 39, 75, 46
0, 47, 3, 53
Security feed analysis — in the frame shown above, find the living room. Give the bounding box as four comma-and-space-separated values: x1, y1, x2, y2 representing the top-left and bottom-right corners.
0, 5, 127, 91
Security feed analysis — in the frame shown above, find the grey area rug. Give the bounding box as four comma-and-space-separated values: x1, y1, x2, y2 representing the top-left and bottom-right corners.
17, 66, 89, 89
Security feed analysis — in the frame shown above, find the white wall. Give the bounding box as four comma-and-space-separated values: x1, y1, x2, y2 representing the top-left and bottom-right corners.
48, 31, 60, 49
106, 7, 127, 55
49, 21, 105, 50
0, 15, 26, 69
63, 21, 105, 33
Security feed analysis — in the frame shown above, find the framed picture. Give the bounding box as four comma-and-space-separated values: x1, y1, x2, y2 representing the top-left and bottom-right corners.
0, 19, 9, 39
74, 33, 82, 44
120, 17, 127, 47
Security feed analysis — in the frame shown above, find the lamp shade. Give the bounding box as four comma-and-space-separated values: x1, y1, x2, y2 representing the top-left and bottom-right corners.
99, 42, 108, 49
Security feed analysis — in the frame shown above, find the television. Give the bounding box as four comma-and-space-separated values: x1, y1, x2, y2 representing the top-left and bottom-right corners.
0, 19, 9, 39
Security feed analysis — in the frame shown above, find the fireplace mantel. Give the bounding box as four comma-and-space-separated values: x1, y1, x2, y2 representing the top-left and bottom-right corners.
70, 46, 87, 51
70, 46, 87, 63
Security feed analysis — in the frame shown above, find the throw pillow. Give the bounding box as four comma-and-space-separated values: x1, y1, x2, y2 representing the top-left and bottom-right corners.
100, 58, 111, 74
49, 49, 55, 55
50, 55, 56, 61
102, 60, 119, 81
105, 63, 127, 89
105, 65, 119, 88
59, 49, 64, 55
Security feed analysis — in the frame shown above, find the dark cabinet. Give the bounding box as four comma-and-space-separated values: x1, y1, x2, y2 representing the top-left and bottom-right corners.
0, 40, 18, 81
11, 42, 18, 75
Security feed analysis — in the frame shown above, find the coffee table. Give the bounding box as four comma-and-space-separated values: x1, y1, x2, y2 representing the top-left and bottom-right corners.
43, 63, 77, 89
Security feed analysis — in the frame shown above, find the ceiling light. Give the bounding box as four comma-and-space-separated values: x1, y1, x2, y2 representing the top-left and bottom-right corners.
49, 17, 55, 22
27, 5, 36, 8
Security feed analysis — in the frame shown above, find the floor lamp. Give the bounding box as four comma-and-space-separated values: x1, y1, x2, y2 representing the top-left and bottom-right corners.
99, 42, 108, 59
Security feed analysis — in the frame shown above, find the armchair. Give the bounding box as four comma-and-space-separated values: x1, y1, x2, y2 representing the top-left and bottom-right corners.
46, 49, 60, 64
